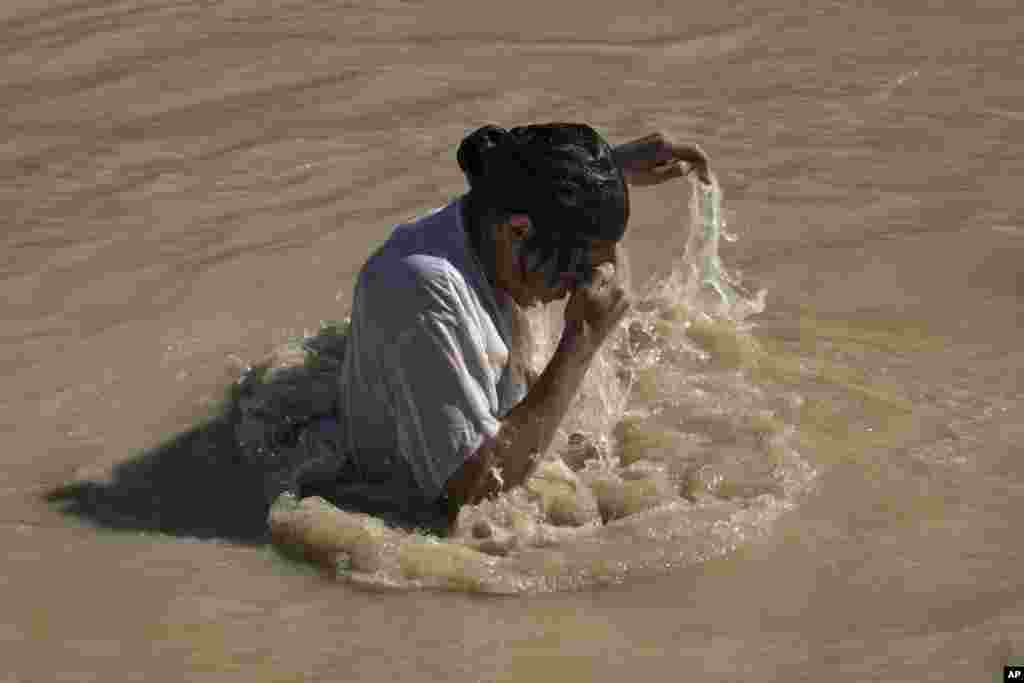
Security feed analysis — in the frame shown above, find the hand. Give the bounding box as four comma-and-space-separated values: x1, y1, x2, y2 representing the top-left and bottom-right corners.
444, 445, 502, 530
613, 132, 712, 186
562, 247, 631, 354
446, 446, 500, 506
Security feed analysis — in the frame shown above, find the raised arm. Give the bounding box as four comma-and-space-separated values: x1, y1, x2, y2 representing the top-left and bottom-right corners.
612, 132, 712, 186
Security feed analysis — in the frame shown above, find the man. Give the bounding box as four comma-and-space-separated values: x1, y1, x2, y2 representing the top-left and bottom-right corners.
299, 123, 710, 534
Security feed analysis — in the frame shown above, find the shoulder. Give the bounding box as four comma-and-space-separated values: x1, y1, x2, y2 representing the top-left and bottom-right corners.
354, 268, 475, 348
356, 200, 479, 318
360, 248, 465, 313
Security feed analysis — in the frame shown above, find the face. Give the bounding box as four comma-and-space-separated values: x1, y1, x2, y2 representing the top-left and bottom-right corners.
494, 215, 618, 308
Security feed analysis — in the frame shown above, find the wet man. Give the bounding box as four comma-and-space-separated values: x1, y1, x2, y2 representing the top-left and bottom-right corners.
299, 123, 710, 534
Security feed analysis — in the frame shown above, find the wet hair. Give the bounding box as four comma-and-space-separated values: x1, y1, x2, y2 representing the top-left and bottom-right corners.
457, 123, 629, 286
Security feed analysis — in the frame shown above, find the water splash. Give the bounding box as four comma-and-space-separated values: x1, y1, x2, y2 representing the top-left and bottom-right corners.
688, 177, 735, 307
643, 176, 766, 325
684, 176, 766, 320
262, 178, 815, 593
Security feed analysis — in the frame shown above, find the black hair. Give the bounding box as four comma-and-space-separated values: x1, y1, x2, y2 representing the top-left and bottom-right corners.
457, 123, 630, 255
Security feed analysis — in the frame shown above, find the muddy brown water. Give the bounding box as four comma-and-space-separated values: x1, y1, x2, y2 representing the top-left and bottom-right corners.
2, 0, 1022, 680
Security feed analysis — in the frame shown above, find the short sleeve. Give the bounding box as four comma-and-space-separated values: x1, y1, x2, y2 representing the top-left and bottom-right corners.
385, 308, 501, 502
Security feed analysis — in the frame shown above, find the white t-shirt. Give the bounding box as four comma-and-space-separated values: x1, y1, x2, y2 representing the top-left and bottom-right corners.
338, 197, 528, 505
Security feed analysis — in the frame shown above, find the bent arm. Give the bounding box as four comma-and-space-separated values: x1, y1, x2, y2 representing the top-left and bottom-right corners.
443, 246, 632, 531
443, 323, 597, 526
612, 133, 712, 186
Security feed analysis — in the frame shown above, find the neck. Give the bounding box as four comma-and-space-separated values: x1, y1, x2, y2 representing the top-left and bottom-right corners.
462, 195, 501, 290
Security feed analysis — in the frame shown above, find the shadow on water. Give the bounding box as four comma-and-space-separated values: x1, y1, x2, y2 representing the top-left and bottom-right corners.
45, 322, 351, 545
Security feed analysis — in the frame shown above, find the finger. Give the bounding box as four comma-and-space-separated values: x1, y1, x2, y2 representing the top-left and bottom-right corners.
596, 277, 628, 312
670, 143, 709, 165
591, 262, 616, 289
693, 163, 712, 184
677, 160, 711, 183
654, 162, 685, 181
606, 246, 621, 273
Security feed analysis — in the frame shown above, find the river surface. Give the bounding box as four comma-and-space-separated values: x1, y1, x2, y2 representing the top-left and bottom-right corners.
2, 0, 1022, 680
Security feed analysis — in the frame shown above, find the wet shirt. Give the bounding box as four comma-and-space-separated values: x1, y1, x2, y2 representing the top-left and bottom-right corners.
337, 198, 527, 510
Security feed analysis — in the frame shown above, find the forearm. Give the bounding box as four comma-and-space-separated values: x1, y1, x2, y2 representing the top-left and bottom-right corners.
441, 327, 595, 528
444, 258, 630, 518
491, 324, 596, 489
612, 142, 640, 184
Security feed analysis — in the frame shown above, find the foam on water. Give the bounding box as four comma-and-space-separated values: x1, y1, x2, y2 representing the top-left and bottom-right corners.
263, 177, 820, 593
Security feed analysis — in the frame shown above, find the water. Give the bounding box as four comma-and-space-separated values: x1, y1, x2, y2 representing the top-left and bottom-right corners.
266, 176, 813, 593
3, 0, 1023, 680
